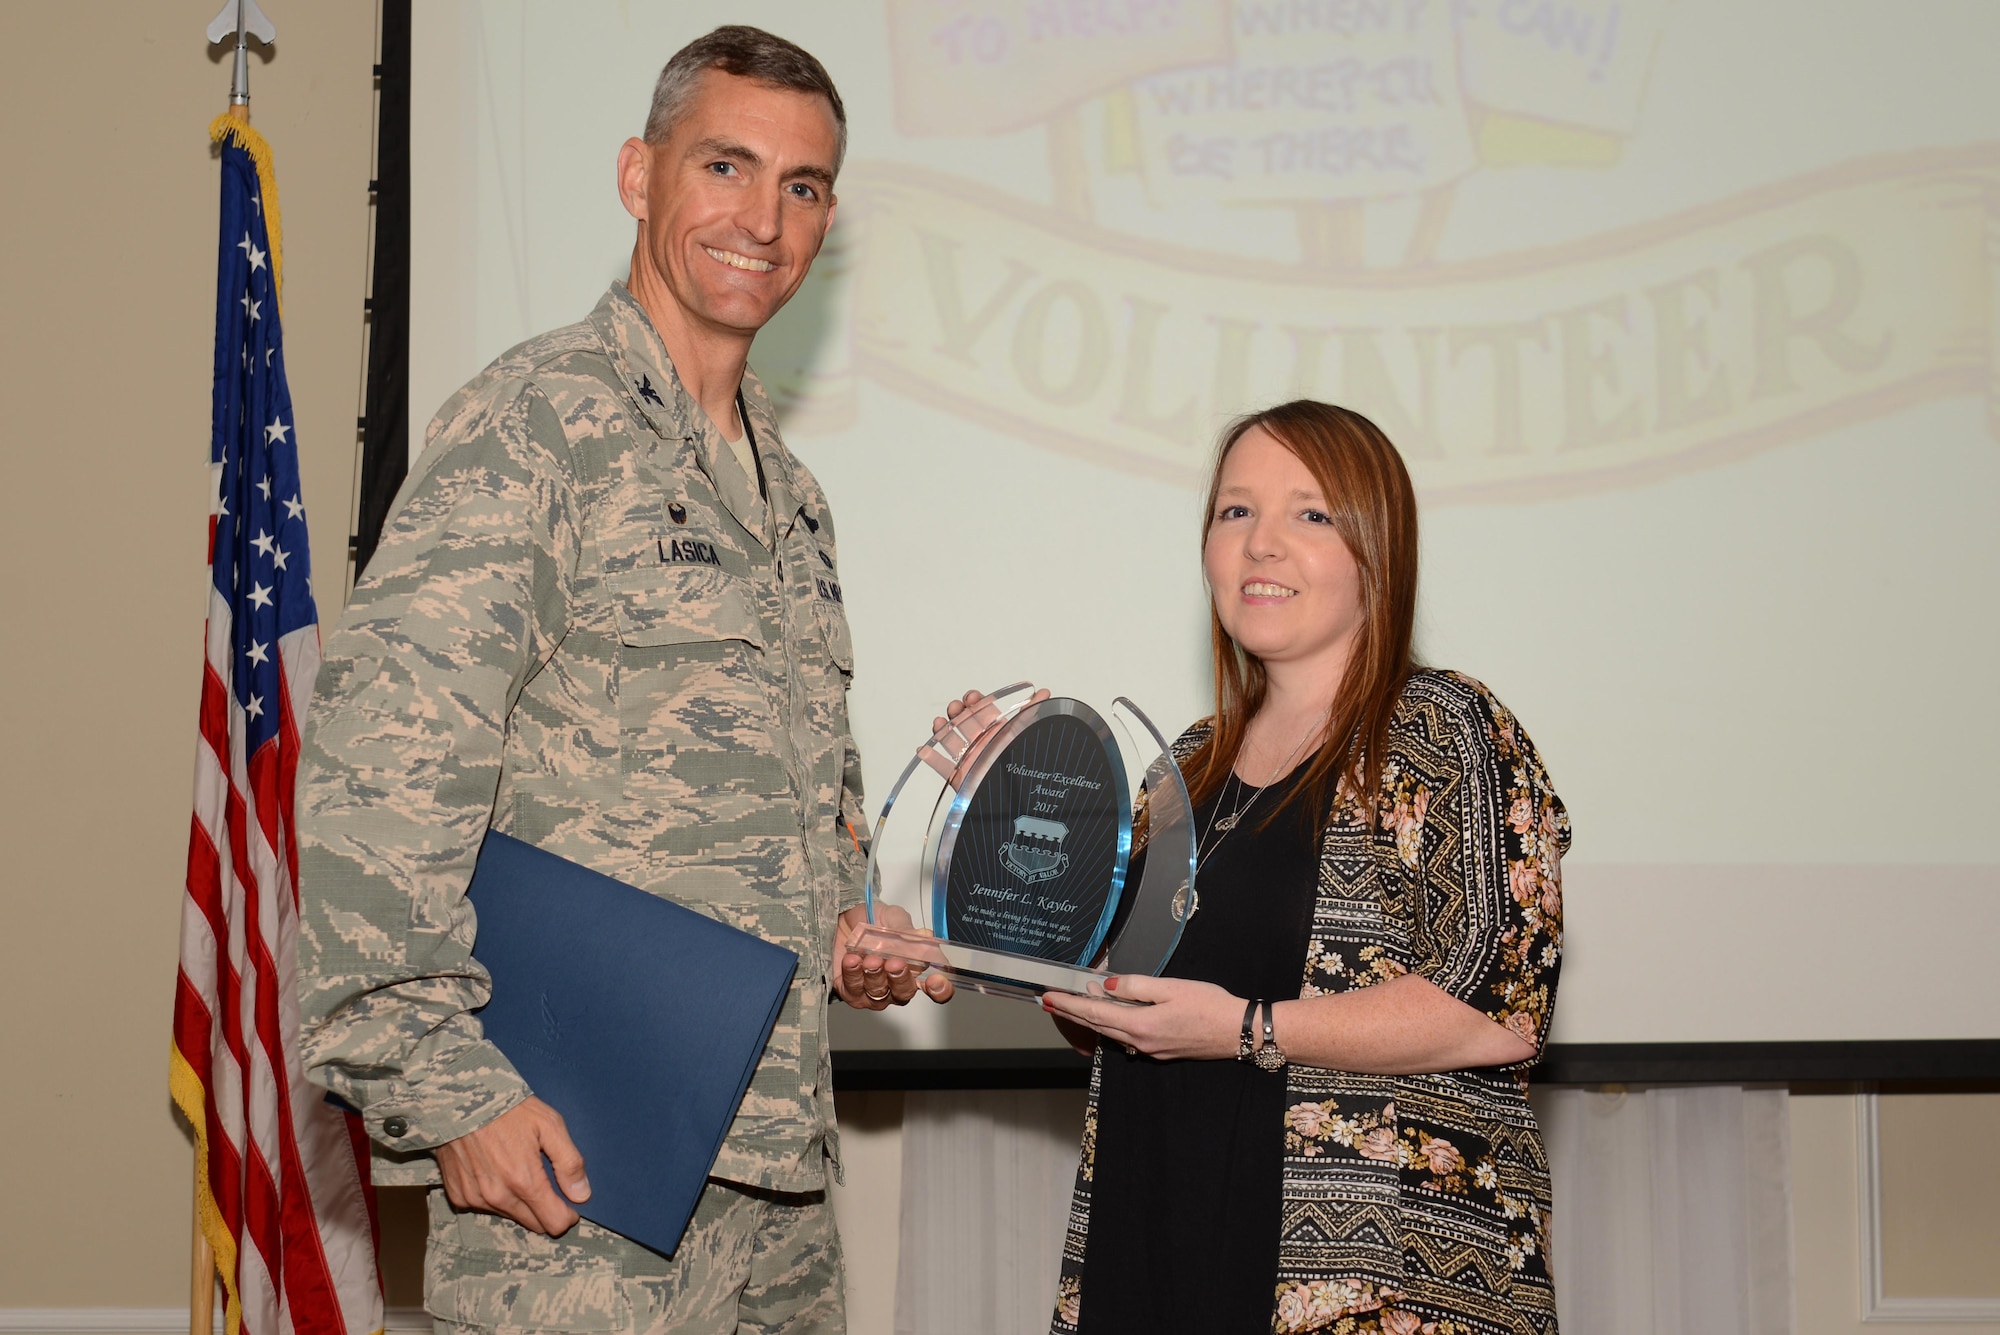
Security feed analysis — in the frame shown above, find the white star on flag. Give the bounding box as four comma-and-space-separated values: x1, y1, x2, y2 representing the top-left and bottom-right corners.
247, 243, 267, 272
265, 418, 290, 445
257, 475, 273, 500
241, 293, 261, 322
284, 495, 305, 521
272, 546, 290, 571
252, 530, 275, 557
246, 694, 264, 720
246, 640, 269, 666
247, 582, 273, 609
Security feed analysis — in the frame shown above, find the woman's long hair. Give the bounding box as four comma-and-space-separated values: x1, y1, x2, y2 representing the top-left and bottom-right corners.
1184, 401, 1422, 831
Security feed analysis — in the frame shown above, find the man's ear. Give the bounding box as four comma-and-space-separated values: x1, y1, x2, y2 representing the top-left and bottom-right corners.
616, 137, 651, 221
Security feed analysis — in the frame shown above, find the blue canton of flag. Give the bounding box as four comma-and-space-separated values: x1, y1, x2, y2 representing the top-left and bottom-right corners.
211, 141, 315, 742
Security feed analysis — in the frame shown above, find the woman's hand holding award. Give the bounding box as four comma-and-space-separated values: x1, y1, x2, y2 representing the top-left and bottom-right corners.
850, 683, 1199, 1001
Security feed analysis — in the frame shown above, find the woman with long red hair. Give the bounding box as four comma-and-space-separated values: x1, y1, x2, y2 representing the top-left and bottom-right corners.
1032, 401, 1571, 1335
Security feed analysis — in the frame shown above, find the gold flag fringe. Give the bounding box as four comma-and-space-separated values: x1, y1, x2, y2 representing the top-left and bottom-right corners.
210, 113, 285, 312
172, 1042, 245, 1335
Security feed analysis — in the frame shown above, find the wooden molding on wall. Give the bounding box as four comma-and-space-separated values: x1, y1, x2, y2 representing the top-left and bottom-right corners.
1857, 1092, 2000, 1323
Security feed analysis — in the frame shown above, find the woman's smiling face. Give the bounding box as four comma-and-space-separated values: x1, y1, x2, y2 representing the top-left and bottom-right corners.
1203, 425, 1366, 679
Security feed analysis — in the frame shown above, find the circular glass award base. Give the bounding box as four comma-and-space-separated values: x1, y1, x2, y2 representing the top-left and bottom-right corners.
861, 684, 1197, 1000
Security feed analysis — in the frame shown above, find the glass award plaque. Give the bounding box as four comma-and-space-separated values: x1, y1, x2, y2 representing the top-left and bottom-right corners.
852, 683, 1198, 1001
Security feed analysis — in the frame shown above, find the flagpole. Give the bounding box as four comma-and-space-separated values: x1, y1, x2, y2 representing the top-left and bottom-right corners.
193, 25, 241, 1319
194, 25, 242, 1322
190, 1188, 216, 1335
196, 59, 238, 1335
195, 8, 269, 1332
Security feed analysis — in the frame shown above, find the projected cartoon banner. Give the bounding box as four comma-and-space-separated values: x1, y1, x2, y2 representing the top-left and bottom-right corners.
815, 150, 1995, 500
750, 0, 1998, 502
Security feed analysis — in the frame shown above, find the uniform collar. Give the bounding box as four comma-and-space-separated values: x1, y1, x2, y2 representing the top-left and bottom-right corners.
589, 282, 796, 549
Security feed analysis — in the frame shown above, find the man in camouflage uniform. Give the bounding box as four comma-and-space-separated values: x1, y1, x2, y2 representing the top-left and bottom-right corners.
296, 27, 944, 1335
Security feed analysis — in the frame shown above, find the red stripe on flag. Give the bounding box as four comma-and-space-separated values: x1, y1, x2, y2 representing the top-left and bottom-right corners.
343, 1104, 382, 1287
221, 770, 289, 1332
247, 743, 283, 882
236, 738, 352, 1335
207, 1087, 248, 1246
185, 812, 233, 964
172, 972, 218, 1088
275, 664, 306, 905
232, 799, 284, 1311
186, 813, 251, 1078
274, 1103, 351, 1335
177, 969, 247, 1244
224, 786, 261, 949
243, 1134, 284, 1307
200, 659, 232, 766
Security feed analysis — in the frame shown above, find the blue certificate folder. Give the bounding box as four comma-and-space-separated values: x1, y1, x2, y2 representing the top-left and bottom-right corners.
465, 831, 798, 1256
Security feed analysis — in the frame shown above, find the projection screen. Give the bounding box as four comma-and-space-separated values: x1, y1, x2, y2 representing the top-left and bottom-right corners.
408, 0, 2000, 1051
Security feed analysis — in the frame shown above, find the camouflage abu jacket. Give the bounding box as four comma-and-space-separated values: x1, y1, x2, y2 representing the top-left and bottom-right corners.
296, 283, 867, 1193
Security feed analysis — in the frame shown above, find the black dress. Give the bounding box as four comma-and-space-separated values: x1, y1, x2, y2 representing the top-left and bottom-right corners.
1075, 762, 1322, 1334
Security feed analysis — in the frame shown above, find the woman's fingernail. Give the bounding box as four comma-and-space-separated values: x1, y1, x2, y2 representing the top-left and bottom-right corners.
1104, 976, 1118, 992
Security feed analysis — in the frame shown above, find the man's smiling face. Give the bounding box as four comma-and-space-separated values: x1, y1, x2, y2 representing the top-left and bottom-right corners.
624, 69, 840, 338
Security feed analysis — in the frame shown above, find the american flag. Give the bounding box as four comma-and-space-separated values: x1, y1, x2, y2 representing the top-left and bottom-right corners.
170, 116, 382, 1335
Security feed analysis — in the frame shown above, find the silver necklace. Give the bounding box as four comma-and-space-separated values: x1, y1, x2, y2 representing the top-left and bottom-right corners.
1180, 724, 1319, 922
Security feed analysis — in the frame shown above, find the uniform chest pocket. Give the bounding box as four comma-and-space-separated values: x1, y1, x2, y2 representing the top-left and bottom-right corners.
607, 564, 764, 650
814, 601, 853, 675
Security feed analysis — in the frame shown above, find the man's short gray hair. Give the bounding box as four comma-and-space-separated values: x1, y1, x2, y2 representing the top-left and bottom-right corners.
644, 26, 847, 176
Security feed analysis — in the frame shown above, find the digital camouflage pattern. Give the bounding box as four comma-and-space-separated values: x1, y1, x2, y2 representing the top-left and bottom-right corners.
424, 1180, 843, 1335
296, 283, 869, 1196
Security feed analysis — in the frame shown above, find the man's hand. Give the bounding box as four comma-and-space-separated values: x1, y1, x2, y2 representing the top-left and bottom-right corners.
834, 904, 954, 1010
1040, 975, 1243, 1062
834, 686, 1053, 1011
434, 1097, 589, 1236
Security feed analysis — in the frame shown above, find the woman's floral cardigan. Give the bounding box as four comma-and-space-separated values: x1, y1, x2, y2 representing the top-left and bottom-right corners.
1052, 670, 1571, 1335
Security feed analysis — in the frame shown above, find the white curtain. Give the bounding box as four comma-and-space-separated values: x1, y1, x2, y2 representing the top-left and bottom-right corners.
893, 1084, 1794, 1335
893, 1089, 1087, 1335
1533, 1086, 1795, 1335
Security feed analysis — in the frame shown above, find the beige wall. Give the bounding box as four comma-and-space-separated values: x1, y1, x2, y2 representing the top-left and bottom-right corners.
0, 0, 376, 1306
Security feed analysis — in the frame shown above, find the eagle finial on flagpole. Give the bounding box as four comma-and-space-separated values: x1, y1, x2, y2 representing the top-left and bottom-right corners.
207, 0, 277, 120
